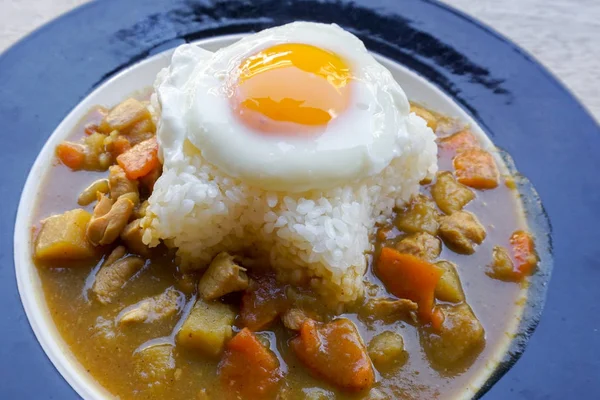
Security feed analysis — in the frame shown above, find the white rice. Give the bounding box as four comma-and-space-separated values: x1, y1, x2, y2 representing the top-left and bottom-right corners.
141, 114, 436, 307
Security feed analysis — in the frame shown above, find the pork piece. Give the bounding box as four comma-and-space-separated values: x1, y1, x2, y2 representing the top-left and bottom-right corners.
438, 211, 486, 254
281, 308, 313, 331
368, 331, 407, 371
35, 209, 95, 261
87, 195, 135, 246
120, 219, 149, 256
361, 297, 418, 324
92, 247, 144, 304
177, 298, 235, 358
198, 252, 249, 301
133, 344, 175, 384
118, 287, 183, 325
434, 261, 465, 303
394, 232, 441, 262
292, 318, 374, 392
421, 303, 485, 368
431, 171, 475, 215
394, 195, 439, 235
108, 165, 139, 200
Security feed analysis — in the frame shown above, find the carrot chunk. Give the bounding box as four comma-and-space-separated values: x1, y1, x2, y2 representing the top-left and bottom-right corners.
218, 328, 282, 399
438, 130, 479, 153
376, 247, 443, 322
116, 137, 159, 180
291, 319, 374, 392
510, 230, 538, 277
240, 273, 288, 331
56, 142, 86, 170
453, 148, 499, 189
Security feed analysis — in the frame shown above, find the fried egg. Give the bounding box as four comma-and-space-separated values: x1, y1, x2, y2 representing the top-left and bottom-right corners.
156, 22, 424, 192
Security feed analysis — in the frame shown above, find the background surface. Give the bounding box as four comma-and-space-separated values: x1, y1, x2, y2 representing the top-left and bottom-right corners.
1, 0, 599, 122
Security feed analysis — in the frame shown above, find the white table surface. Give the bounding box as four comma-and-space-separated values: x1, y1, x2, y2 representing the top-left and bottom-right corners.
2, 0, 599, 122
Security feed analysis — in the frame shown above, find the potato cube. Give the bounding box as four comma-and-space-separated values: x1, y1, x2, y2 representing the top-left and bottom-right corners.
35, 209, 95, 261
98, 98, 151, 133
368, 331, 407, 371
134, 344, 175, 384
435, 261, 465, 303
394, 195, 439, 235
431, 171, 475, 215
177, 299, 235, 357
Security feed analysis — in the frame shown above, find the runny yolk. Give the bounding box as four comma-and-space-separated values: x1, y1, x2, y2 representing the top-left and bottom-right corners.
232, 43, 353, 135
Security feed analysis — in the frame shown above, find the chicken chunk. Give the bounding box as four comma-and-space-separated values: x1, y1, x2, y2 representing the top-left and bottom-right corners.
92, 247, 144, 304
87, 195, 135, 246
421, 304, 485, 369
118, 287, 183, 325
361, 297, 418, 324
108, 165, 138, 200
198, 252, 249, 301
120, 219, 150, 256
394, 195, 439, 235
368, 331, 407, 371
431, 171, 475, 215
438, 211, 486, 254
394, 232, 441, 262
435, 261, 465, 303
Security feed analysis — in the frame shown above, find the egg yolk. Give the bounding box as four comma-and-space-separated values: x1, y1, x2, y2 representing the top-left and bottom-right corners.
232, 43, 353, 135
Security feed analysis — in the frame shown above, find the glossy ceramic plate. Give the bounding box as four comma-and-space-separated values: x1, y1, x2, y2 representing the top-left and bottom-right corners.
1, 1, 599, 399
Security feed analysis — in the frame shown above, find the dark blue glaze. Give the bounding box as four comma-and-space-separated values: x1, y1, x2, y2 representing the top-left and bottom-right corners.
0, 0, 598, 398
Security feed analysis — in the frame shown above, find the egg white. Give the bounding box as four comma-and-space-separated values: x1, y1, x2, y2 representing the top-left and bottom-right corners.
155, 22, 428, 192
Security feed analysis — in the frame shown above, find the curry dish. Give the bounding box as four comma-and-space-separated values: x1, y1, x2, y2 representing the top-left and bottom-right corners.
32, 97, 538, 399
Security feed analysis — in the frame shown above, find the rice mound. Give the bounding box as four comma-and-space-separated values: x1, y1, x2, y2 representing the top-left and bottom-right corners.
141, 115, 437, 308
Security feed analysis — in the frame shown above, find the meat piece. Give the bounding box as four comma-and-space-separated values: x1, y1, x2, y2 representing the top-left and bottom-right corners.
394, 195, 439, 235
486, 246, 518, 282
108, 165, 138, 200
291, 318, 374, 392
368, 331, 407, 371
77, 179, 109, 206
281, 308, 313, 331
438, 211, 486, 254
177, 298, 235, 358
35, 209, 95, 261
431, 171, 475, 215
120, 219, 150, 256
421, 304, 485, 369
198, 252, 249, 301
394, 232, 441, 262
118, 287, 183, 325
240, 273, 288, 331
87, 195, 135, 246
133, 200, 149, 220
92, 248, 144, 304
139, 164, 161, 193
435, 261, 465, 303
133, 344, 175, 384
361, 297, 418, 324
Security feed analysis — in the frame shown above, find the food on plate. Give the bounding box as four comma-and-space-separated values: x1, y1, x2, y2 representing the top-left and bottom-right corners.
31, 22, 539, 399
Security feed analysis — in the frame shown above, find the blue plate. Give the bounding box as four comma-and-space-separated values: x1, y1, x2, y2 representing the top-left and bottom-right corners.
1, 0, 598, 398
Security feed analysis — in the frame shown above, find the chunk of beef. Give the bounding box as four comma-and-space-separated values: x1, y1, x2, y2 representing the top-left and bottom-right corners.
198, 252, 249, 301
92, 247, 144, 304
394, 232, 441, 262
438, 211, 486, 254
118, 287, 183, 325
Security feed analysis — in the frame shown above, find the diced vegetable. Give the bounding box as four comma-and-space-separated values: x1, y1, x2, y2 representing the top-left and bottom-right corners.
291, 319, 374, 392
35, 209, 95, 261
453, 148, 499, 189
394, 195, 439, 235
421, 304, 485, 368
56, 142, 86, 170
410, 104, 438, 131
177, 298, 235, 358
434, 261, 465, 303
98, 98, 151, 133
133, 344, 175, 384
438, 130, 479, 153
376, 247, 443, 321
394, 232, 441, 262
368, 331, 407, 371
218, 328, 283, 399
510, 230, 538, 277
125, 118, 156, 145
117, 137, 159, 180
438, 211, 486, 254
240, 273, 288, 331
431, 171, 475, 214
198, 252, 249, 301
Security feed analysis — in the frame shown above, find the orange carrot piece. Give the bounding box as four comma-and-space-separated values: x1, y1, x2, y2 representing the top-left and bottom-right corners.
291, 319, 374, 392
431, 306, 445, 330
438, 130, 479, 153
240, 273, 288, 331
56, 142, 86, 170
116, 137, 159, 180
376, 247, 443, 322
218, 328, 282, 399
453, 148, 499, 189
510, 230, 538, 277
